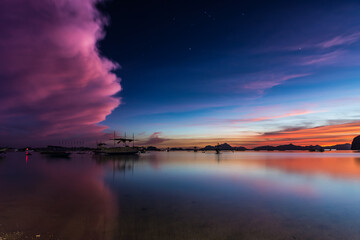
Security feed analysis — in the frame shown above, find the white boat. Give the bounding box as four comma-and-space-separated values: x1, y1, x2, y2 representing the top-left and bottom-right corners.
94, 132, 139, 155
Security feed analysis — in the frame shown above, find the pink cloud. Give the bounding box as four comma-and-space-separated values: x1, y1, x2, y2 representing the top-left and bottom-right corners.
0, 0, 121, 146
140, 132, 170, 145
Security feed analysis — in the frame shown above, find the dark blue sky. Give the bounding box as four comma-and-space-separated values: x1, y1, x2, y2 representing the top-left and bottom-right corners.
98, 0, 360, 146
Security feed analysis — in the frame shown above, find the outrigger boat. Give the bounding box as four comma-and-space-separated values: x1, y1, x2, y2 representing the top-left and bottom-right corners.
40, 146, 71, 158
94, 132, 139, 155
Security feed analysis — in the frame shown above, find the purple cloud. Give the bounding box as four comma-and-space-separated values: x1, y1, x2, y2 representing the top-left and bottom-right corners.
317, 32, 360, 48
300, 50, 344, 65
0, 0, 121, 146
243, 73, 310, 94
141, 132, 170, 145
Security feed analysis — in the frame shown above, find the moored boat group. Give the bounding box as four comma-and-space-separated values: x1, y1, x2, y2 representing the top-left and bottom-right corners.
1, 135, 360, 158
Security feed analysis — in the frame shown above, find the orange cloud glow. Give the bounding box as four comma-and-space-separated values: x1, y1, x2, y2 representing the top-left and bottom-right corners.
256, 121, 360, 146
144, 121, 360, 148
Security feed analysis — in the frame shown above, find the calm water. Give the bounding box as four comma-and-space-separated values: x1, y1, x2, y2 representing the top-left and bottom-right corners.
1, 151, 360, 239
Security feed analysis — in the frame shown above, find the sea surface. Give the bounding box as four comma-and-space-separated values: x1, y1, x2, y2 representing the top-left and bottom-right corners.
1, 151, 360, 239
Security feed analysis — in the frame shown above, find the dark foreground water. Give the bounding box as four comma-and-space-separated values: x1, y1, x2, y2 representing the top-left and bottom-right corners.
1, 151, 360, 239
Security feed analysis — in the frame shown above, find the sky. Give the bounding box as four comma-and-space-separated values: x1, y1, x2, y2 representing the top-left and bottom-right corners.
1, 0, 360, 147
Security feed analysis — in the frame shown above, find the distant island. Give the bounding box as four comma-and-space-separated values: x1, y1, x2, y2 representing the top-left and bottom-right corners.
253, 143, 351, 151
137, 137, 359, 151
202, 143, 247, 151
201, 143, 351, 151
145, 142, 352, 152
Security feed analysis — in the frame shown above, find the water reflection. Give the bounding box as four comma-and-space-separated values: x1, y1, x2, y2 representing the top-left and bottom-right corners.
354, 157, 360, 166
93, 154, 140, 163
44, 154, 72, 161
0, 154, 5, 164
1, 151, 360, 239
238, 152, 360, 179
93, 154, 139, 177
0, 152, 117, 239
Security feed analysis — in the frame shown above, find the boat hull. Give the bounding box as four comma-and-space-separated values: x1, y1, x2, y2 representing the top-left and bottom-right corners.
40, 151, 71, 158
94, 147, 139, 155
106, 151, 139, 155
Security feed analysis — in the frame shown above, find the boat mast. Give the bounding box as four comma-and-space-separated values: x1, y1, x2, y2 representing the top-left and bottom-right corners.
133, 133, 135, 148
113, 131, 116, 146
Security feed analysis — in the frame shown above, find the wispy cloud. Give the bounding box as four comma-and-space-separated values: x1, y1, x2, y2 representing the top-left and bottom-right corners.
300, 50, 344, 65
229, 109, 316, 124
317, 32, 360, 48
268, 31, 360, 53
243, 73, 311, 94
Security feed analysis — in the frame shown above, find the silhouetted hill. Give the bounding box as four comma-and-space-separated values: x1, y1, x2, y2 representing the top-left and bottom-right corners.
170, 147, 184, 151
253, 145, 276, 151
200, 143, 350, 151
252, 143, 354, 151
279, 144, 304, 150
146, 146, 161, 151
253, 144, 324, 151
351, 136, 360, 150
233, 146, 247, 151
324, 143, 351, 150
203, 145, 216, 150
218, 143, 232, 150
254, 144, 308, 151
201, 143, 247, 151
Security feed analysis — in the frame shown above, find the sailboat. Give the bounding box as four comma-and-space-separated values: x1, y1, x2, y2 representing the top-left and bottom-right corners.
95, 132, 139, 155
215, 143, 220, 154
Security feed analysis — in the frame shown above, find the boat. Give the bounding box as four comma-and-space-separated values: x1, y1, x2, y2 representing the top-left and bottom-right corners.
215, 143, 220, 154
0, 148, 7, 154
25, 147, 32, 155
40, 146, 71, 158
308, 148, 324, 152
94, 132, 139, 155
95, 145, 139, 155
